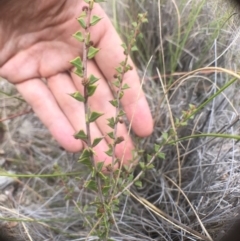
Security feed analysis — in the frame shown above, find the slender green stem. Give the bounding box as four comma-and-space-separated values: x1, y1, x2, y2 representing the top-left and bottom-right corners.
187, 77, 238, 120
109, 14, 147, 200
82, 3, 104, 203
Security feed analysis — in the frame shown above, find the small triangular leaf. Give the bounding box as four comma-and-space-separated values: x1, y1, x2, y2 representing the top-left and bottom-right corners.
84, 180, 97, 191
77, 17, 86, 29
79, 149, 92, 168
87, 85, 97, 97
142, 17, 148, 23
74, 130, 87, 142
74, 68, 83, 77
114, 136, 124, 145
109, 99, 118, 107
121, 43, 127, 51
69, 91, 85, 102
119, 90, 124, 99
88, 111, 104, 123
92, 137, 103, 148
128, 173, 134, 182
162, 132, 168, 140
154, 144, 160, 152
131, 45, 138, 52
112, 80, 121, 88
120, 61, 125, 66
126, 64, 133, 71
105, 145, 113, 157
73, 31, 84, 42
134, 180, 142, 188
96, 161, 105, 172
132, 22, 138, 27
107, 132, 115, 140
102, 185, 111, 194
79, 158, 92, 169
78, 11, 87, 18
147, 154, 152, 162
117, 110, 125, 117
107, 117, 115, 129
139, 161, 145, 169
89, 74, 100, 85
115, 66, 123, 74
122, 83, 130, 90
146, 164, 155, 169
87, 46, 100, 59
90, 15, 102, 26
138, 32, 144, 39
70, 57, 83, 69
157, 152, 165, 159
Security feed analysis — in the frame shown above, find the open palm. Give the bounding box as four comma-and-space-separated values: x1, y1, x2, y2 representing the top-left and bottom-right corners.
0, 0, 153, 165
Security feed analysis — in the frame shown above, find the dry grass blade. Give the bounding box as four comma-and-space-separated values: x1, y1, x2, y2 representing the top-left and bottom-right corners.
164, 175, 213, 241
129, 191, 211, 241
156, 68, 182, 204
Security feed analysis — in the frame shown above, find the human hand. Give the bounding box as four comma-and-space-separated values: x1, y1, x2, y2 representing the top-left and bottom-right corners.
0, 0, 153, 166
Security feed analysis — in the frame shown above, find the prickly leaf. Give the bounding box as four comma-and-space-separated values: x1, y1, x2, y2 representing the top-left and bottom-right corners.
87, 46, 100, 59
69, 91, 85, 102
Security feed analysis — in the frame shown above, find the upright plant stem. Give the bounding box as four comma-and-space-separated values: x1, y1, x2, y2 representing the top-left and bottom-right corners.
109, 16, 147, 199
82, 5, 104, 203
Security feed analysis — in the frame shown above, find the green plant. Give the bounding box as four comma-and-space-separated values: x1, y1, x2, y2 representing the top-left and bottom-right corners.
69, 1, 149, 239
